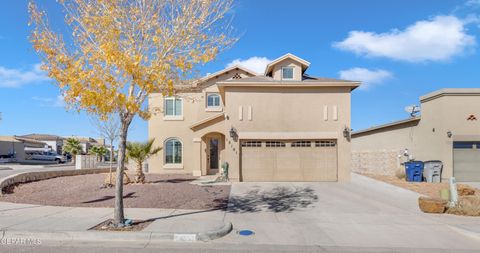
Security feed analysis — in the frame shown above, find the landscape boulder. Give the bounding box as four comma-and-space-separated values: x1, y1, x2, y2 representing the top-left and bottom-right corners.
104, 172, 131, 186
418, 197, 447, 213
446, 195, 480, 216
457, 184, 476, 196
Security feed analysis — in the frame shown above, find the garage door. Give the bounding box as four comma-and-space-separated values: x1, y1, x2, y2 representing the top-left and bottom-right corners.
454, 141, 480, 182
240, 140, 338, 182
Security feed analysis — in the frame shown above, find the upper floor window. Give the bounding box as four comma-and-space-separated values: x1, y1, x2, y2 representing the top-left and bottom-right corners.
282, 67, 294, 80
164, 97, 182, 117
207, 93, 221, 108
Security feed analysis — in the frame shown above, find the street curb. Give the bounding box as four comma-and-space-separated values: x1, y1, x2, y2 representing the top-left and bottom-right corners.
0, 168, 110, 195
448, 225, 480, 241
0, 221, 233, 243
197, 221, 233, 241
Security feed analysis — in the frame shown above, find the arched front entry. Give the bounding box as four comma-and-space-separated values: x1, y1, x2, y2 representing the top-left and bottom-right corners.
201, 132, 225, 175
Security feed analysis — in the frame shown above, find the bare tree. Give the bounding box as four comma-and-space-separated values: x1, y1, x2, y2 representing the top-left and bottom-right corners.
90, 115, 120, 186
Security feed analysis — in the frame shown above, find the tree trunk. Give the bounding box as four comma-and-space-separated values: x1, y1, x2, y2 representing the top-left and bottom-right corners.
135, 160, 145, 184
113, 115, 133, 227
109, 140, 114, 185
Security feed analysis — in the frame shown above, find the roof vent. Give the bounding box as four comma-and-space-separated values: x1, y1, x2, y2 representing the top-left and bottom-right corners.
232, 73, 242, 79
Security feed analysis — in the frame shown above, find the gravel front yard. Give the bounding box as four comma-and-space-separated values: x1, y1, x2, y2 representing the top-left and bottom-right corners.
362, 173, 449, 198
0, 173, 230, 209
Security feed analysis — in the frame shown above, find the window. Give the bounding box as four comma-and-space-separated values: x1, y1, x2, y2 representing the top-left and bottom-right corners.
165, 138, 182, 164
164, 97, 182, 117
266, 141, 285, 147
453, 142, 479, 149
291, 141, 311, 147
315, 140, 336, 147
282, 67, 294, 80
241, 141, 262, 147
206, 93, 221, 107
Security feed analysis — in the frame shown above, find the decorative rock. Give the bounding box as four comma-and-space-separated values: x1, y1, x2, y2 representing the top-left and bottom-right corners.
105, 173, 131, 185
457, 185, 476, 196
447, 196, 480, 216
418, 197, 447, 213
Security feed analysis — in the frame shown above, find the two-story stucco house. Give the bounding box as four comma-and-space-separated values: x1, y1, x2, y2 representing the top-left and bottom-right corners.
148, 54, 360, 182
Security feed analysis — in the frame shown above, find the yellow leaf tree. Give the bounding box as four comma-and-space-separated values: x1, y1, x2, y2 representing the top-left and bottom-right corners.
29, 0, 235, 227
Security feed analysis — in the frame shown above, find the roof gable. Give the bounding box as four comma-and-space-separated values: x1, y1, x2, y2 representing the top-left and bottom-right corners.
193, 65, 257, 88
265, 53, 310, 76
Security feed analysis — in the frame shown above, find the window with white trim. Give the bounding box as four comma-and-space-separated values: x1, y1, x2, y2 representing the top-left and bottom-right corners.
291, 141, 311, 147
315, 140, 336, 147
282, 67, 294, 80
206, 93, 221, 108
266, 141, 285, 147
164, 97, 182, 116
165, 138, 182, 164
241, 141, 262, 147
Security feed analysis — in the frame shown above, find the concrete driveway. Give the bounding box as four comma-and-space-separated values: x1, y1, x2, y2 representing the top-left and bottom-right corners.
218, 174, 480, 251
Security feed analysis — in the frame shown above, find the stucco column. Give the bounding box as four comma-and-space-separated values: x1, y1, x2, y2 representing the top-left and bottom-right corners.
192, 138, 202, 176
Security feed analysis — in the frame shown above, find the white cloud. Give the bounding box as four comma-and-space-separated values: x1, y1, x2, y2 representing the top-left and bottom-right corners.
465, 0, 480, 7
226, 56, 271, 74
0, 64, 50, 88
32, 95, 65, 107
339, 68, 393, 90
333, 15, 476, 62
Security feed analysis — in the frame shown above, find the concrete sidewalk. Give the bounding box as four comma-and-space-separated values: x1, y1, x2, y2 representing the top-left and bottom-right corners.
0, 201, 230, 243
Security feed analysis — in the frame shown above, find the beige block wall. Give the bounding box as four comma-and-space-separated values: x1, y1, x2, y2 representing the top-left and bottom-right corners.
352, 150, 401, 176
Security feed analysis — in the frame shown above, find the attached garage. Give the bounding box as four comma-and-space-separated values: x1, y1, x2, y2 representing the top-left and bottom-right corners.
240, 140, 338, 182
453, 141, 480, 182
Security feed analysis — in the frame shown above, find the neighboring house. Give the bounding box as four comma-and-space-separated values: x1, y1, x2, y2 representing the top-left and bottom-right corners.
351, 88, 480, 182
0, 136, 47, 162
18, 134, 64, 154
148, 53, 359, 182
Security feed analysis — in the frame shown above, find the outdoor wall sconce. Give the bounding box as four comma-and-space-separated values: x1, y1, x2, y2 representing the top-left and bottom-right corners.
229, 127, 238, 141
343, 126, 351, 139
447, 130, 452, 138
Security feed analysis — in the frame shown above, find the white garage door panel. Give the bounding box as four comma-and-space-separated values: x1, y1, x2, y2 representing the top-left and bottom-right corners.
454, 149, 480, 182
241, 140, 338, 182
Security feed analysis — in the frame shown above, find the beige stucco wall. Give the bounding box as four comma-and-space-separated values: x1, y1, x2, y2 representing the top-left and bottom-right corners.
148, 69, 252, 174
222, 86, 352, 182
271, 59, 303, 81
352, 91, 480, 179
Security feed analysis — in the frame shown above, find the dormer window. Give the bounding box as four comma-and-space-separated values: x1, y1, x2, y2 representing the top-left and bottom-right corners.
282, 67, 294, 80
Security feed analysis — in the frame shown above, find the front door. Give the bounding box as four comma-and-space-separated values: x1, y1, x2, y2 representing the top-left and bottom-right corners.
208, 138, 219, 174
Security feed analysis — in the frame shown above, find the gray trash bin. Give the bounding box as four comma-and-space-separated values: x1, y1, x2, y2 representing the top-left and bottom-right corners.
423, 160, 442, 183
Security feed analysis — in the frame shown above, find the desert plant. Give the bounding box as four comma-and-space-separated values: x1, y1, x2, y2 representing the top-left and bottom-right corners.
89, 146, 107, 162
63, 138, 82, 163
395, 167, 406, 180
126, 139, 161, 184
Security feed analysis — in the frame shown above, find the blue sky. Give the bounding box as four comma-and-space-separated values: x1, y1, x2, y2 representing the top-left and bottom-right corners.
1, 0, 479, 141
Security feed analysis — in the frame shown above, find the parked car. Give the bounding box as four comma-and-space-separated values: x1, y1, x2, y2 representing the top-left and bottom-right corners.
25, 151, 67, 164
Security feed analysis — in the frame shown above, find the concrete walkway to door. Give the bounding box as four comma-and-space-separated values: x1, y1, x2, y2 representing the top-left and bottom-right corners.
217, 173, 480, 251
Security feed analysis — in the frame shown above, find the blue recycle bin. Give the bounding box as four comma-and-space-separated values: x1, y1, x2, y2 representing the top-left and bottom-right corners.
404, 161, 424, 182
